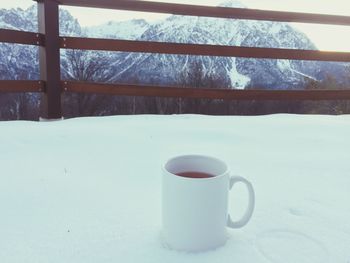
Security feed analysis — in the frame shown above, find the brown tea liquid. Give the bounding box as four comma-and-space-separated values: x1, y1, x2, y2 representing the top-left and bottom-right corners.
176, 171, 214, 179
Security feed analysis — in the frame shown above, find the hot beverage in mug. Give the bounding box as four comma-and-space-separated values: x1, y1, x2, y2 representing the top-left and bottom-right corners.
162, 155, 255, 252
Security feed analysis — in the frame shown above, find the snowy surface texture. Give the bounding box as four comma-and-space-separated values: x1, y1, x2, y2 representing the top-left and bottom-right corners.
0, 114, 349, 262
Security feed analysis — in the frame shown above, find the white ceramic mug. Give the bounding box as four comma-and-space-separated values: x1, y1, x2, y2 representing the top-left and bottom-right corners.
161, 155, 255, 252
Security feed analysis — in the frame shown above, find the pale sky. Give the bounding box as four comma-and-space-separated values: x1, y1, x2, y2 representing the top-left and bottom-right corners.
1, 0, 350, 51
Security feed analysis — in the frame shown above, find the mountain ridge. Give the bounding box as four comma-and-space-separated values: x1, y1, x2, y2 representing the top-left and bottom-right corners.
0, 2, 348, 89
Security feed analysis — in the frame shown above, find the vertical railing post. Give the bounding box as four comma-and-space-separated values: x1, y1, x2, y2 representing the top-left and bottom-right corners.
37, 0, 62, 119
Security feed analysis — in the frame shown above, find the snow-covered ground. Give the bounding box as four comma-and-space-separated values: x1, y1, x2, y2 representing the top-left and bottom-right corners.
0, 114, 349, 263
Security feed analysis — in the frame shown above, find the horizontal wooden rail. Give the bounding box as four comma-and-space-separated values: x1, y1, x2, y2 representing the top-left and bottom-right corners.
0, 80, 45, 93
0, 0, 347, 118
55, 0, 350, 26
62, 81, 350, 100
0, 29, 44, 46
60, 37, 350, 62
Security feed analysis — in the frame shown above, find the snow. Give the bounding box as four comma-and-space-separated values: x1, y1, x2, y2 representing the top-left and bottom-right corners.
290, 68, 317, 81
228, 58, 251, 89
269, 23, 282, 35
277, 59, 291, 72
0, 114, 349, 262
83, 19, 149, 40
218, 0, 247, 8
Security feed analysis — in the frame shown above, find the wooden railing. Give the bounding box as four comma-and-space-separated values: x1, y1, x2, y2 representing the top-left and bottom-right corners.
0, 0, 350, 118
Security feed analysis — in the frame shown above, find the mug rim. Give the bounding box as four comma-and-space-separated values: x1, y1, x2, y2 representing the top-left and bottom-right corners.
162, 154, 229, 180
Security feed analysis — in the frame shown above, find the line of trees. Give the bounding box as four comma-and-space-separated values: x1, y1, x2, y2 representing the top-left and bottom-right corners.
302, 72, 350, 114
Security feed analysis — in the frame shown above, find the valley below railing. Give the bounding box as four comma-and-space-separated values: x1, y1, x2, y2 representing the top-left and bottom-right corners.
0, 0, 350, 119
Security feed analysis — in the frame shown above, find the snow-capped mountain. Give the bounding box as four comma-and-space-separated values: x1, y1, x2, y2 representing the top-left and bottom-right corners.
0, 5, 81, 81
83, 0, 348, 89
0, 2, 347, 89
0, 5, 36, 31
111, 13, 321, 89
0, 5, 80, 35
83, 19, 149, 40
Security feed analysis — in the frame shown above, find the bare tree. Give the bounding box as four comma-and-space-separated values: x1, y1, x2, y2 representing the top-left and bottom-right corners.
303, 73, 350, 114
61, 50, 117, 117
0, 68, 39, 120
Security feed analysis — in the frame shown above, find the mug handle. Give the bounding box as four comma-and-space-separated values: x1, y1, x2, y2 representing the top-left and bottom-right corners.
227, 176, 255, 229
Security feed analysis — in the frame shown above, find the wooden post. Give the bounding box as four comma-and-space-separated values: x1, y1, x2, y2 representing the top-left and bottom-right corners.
37, 0, 62, 119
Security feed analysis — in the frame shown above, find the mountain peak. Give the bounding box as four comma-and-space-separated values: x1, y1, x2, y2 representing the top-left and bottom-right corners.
218, 0, 247, 8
